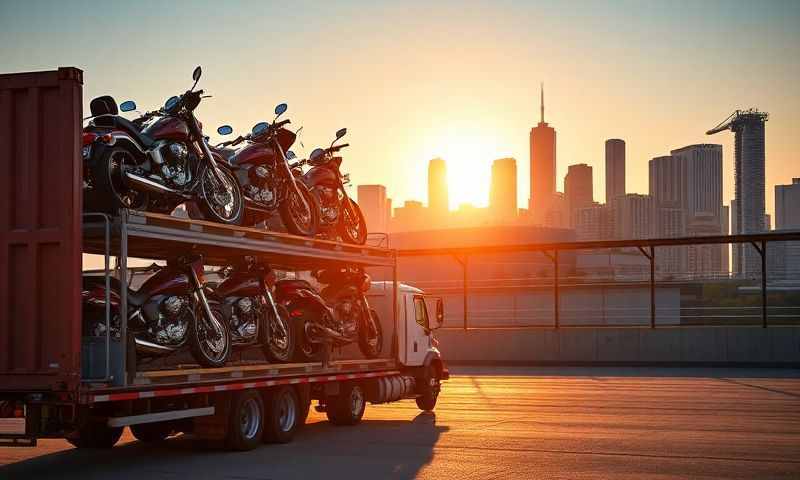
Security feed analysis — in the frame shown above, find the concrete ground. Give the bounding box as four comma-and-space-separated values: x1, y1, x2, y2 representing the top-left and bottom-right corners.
2, 367, 800, 479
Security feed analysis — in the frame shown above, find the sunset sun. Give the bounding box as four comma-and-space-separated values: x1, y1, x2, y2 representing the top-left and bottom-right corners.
433, 131, 505, 210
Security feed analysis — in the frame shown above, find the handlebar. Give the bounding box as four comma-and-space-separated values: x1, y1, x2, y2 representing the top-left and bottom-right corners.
273, 119, 291, 129
329, 143, 350, 153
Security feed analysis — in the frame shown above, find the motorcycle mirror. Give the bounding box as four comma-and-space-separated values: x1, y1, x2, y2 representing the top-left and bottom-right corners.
119, 100, 137, 112
252, 121, 270, 136
217, 125, 233, 136
286, 150, 297, 160
192, 66, 202, 82
164, 95, 180, 112
436, 298, 444, 327
274, 103, 287, 117
335, 128, 347, 140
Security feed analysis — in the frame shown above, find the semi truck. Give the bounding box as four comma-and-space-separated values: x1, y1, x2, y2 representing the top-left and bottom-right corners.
0, 67, 448, 450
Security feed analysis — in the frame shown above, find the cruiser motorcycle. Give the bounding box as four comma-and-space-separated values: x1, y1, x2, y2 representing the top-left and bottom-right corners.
300, 128, 368, 244
81, 255, 232, 368
209, 258, 295, 363
82, 66, 244, 225
275, 267, 382, 361
213, 104, 319, 236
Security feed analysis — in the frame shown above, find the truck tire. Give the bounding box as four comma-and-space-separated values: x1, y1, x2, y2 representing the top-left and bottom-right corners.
416, 364, 441, 412
262, 386, 299, 443
130, 422, 173, 443
326, 382, 366, 426
226, 390, 264, 451
66, 422, 123, 449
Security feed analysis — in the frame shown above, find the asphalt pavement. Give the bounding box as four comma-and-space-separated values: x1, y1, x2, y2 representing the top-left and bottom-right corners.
2, 367, 799, 479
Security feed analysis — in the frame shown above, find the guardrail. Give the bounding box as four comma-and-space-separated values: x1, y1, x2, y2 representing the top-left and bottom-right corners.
398, 231, 800, 330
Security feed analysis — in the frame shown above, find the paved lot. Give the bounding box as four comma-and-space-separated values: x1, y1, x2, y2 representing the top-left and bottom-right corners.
2, 367, 800, 479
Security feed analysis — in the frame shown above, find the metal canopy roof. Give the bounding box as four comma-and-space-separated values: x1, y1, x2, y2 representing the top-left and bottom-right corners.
83, 210, 395, 269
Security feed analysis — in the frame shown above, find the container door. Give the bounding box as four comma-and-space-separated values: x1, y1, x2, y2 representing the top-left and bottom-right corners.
0, 68, 84, 392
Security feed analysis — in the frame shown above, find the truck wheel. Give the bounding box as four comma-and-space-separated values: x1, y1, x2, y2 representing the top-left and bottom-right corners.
66, 422, 123, 449
130, 422, 173, 443
416, 364, 441, 412
326, 382, 366, 426
226, 390, 264, 451
263, 386, 299, 443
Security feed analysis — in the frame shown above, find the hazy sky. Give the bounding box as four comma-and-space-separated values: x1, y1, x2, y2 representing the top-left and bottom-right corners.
2, 0, 798, 217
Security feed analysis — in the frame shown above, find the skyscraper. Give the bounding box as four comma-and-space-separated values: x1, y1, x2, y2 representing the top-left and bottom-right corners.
613, 194, 652, 240
529, 84, 556, 224
773, 178, 800, 280
357, 184, 389, 233
428, 158, 448, 220
489, 158, 518, 222
649, 155, 686, 273
564, 163, 593, 226
605, 139, 625, 204
707, 109, 768, 277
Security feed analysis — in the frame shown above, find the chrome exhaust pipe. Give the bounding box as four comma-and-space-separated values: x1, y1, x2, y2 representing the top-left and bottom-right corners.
134, 337, 177, 355
125, 172, 182, 196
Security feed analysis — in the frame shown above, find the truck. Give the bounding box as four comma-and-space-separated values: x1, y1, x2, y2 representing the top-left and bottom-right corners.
0, 67, 448, 450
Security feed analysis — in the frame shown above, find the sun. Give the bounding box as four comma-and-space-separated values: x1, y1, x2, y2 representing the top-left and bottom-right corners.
434, 131, 500, 210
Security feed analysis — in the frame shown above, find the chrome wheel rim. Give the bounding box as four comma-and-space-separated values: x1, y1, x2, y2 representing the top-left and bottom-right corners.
202, 168, 240, 221
270, 314, 290, 357
199, 310, 227, 361
290, 190, 312, 230
350, 386, 364, 417
240, 397, 261, 440
277, 390, 296, 432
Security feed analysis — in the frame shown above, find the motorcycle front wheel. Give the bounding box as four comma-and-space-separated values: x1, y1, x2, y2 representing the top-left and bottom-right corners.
262, 304, 296, 363
358, 308, 383, 359
190, 300, 231, 368
279, 182, 319, 237
339, 200, 368, 245
198, 166, 244, 226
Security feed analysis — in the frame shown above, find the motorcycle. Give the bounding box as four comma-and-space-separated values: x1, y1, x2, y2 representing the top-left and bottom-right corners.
275, 267, 382, 361
208, 258, 295, 363
213, 104, 319, 236
82, 66, 244, 225
81, 255, 232, 368
298, 128, 368, 244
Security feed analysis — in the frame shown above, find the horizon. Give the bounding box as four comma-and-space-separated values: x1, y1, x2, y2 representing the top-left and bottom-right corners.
1, 0, 798, 218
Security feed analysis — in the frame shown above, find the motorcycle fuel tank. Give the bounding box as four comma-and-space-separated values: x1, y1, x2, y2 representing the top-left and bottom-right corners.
216, 272, 263, 298
232, 143, 275, 167
303, 165, 338, 188
139, 267, 193, 297
143, 116, 190, 142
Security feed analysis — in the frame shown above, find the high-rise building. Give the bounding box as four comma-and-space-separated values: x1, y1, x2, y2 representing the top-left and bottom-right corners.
605, 139, 625, 204
773, 178, 800, 280
574, 202, 614, 241
357, 185, 389, 233
649, 155, 686, 274
564, 163, 593, 226
428, 158, 448, 218
489, 158, 517, 223
529, 84, 556, 224
613, 194, 652, 240
721, 205, 730, 276
707, 109, 768, 277
391, 200, 427, 232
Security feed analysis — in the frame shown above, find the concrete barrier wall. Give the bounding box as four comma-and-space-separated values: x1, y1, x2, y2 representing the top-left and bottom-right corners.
435, 326, 800, 365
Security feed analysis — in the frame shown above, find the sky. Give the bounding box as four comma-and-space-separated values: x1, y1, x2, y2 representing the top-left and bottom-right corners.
1, 0, 798, 218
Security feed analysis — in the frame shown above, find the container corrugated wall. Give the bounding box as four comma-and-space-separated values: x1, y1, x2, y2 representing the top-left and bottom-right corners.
0, 68, 83, 391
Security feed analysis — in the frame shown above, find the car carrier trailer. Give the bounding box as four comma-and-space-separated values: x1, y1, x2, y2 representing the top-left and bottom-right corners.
0, 67, 448, 450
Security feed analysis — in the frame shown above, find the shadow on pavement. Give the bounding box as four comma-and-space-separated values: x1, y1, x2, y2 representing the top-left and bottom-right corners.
1, 411, 449, 480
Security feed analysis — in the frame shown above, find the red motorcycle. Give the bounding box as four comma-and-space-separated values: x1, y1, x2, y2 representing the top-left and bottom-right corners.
275, 267, 382, 362
82, 66, 244, 225
82, 255, 231, 368
209, 258, 295, 363
299, 128, 368, 244
213, 104, 319, 236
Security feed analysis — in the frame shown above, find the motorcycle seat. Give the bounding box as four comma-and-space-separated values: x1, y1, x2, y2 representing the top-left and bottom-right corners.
93, 114, 155, 149
82, 275, 147, 307
275, 279, 315, 296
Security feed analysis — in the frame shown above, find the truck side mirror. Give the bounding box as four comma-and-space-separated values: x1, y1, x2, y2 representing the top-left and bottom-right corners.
435, 299, 444, 328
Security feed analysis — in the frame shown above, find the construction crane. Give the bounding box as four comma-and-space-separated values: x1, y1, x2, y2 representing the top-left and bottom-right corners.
706, 109, 769, 135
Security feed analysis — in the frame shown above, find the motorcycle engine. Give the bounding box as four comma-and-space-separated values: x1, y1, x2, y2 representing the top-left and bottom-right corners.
154, 141, 192, 188
317, 186, 340, 223
244, 166, 275, 205
150, 295, 191, 346
229, 296, 260, 342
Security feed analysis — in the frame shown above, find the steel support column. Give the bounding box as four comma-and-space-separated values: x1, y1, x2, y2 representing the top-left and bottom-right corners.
751, 241, 768, 328
637, 246, 656, 328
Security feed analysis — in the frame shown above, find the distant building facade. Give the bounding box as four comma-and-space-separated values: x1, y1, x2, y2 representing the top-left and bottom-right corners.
489, 158, 518, 223
613, 194, 652, 240
605, 139, 626, 204
564, 163, 593, 226
357, 184, 389, 233
771, 178, 800, 280
574, 202, 614, 241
